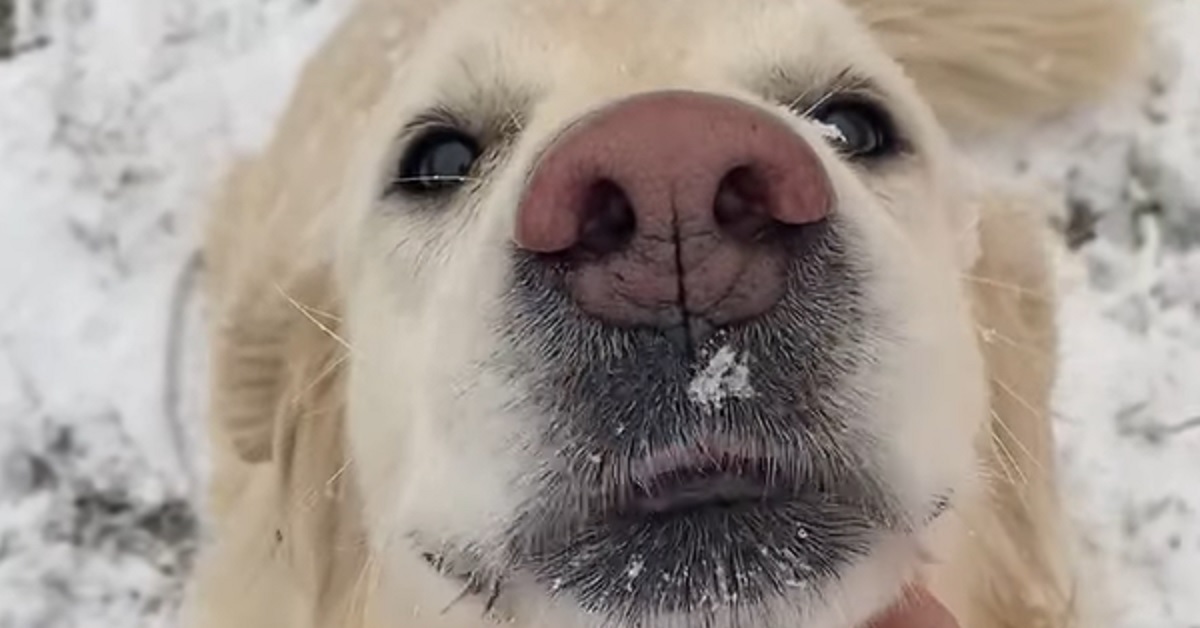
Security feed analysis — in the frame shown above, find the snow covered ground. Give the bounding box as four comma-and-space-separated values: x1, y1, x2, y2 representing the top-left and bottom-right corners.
0, 1, 1196, 627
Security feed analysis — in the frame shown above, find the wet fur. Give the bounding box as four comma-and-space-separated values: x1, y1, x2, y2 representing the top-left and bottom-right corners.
183, 0, 1141, 626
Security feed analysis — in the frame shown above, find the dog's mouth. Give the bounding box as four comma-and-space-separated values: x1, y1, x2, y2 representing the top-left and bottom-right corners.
628, 455, 781, 517
490, 311, 900, 617
498, 433, 900, 619
415, 352, 954, 622
418, 443, 953, 622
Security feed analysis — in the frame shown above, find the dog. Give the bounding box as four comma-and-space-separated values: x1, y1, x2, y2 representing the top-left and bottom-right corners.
182, 0, 1142, 627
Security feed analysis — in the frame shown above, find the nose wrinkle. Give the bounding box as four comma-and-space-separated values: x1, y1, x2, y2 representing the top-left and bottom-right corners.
668, 197, 748, 355
669, 197, 695, 355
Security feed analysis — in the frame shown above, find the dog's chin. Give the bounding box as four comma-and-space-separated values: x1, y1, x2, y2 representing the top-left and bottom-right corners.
409, 387, 954, 624
413, 448, 925, 624
512, 488, 888, 619
500, 431, 910, 618
413, 388, 924, 623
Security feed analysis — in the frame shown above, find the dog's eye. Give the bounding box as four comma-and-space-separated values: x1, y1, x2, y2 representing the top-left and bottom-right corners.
393, 128, 481, 195
810, 98, 897, 160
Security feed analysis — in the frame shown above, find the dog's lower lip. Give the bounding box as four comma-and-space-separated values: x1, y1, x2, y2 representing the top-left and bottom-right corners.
632, 472, 778, 515
628, 461, 781, 516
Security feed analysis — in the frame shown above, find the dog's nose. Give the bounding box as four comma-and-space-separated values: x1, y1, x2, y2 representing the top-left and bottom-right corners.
515, 90, 832, 336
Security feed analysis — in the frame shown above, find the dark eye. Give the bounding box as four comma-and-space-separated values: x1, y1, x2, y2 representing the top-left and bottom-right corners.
392, 128, 481, 195
810, 98, 898, 160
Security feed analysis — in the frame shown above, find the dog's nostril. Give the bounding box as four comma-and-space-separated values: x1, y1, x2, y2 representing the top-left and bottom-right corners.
578, 179, 637, 255
714, 165, 773, 241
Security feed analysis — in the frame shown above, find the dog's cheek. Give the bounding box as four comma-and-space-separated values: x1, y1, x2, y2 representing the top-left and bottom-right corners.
344, 200, 543, 554
836, 180, 988, 519
893, 281, 985, 513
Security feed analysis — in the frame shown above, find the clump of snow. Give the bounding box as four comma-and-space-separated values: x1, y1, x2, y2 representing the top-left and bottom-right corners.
626, 556, 645, 580
687, 345, 755, 409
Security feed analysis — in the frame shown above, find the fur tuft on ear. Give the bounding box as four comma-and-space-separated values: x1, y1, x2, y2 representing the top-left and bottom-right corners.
203, 153, 345, 465
848, 0, 1145, 133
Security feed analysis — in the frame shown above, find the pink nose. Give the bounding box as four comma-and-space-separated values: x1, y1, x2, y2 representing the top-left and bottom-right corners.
516, 91, 833, 331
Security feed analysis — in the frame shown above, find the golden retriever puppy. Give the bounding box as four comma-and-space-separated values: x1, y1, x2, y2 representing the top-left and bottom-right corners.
183, 0, 1142, 627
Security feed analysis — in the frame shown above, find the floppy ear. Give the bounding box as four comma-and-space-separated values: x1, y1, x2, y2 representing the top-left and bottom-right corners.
201, 62, 355, 465
205, 258, 343, 464
848, 0, 1145, 133
204, 97, 356, 465
204, 144, 345, 464
201, 0, 445, 465
948, 191, 1102, 627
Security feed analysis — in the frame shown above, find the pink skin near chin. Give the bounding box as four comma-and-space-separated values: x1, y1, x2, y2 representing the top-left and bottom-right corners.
866, 587, 959, 628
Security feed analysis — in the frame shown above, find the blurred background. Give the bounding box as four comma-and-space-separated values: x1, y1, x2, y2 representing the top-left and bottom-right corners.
0, 0, 1197, 626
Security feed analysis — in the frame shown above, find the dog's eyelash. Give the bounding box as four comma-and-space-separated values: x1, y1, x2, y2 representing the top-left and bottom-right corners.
776, 68, 873, 115
402, 106, 469, 135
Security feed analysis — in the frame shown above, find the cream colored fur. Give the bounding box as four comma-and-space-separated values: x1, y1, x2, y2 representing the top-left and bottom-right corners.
182, 0, 1142, 627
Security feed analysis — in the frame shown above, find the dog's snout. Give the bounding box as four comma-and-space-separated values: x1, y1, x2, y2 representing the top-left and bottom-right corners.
515, 91, 833, 334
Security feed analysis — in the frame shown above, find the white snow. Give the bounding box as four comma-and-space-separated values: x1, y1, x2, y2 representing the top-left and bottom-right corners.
0, 0, 349, 626
688, 345, 756, 410
626, 556, 645, 580
0, 0, 1197, 627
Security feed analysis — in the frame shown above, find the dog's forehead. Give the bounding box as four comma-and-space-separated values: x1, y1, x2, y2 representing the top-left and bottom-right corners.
412, 0, 874, 91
